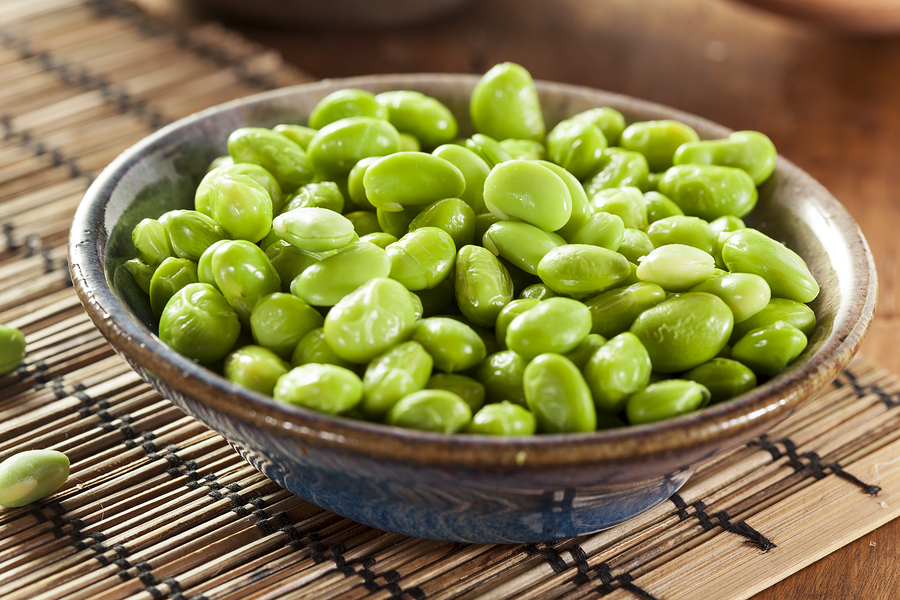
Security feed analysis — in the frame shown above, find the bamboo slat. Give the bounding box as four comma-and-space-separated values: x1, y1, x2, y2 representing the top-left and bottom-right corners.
1, 2, 898, 599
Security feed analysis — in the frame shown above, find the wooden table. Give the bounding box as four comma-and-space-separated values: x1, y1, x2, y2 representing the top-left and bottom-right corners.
140, 0, 900, 596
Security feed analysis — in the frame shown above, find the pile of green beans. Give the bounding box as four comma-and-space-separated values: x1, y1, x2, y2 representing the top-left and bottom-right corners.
127, 62, 818, 435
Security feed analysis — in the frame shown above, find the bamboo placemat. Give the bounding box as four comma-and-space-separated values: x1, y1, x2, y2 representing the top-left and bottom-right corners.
1, 1, 898, 598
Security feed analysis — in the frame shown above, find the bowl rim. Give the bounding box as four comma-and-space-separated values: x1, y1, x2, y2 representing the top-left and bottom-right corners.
68, 73, 877, 472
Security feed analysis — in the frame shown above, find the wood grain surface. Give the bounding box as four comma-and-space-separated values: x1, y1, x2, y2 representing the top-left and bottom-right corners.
136, 0, 900, 596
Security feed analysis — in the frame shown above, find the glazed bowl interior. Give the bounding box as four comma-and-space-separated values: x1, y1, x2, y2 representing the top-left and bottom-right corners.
69, 74, 876, 542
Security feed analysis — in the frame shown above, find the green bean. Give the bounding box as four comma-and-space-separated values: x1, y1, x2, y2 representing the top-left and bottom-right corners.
721, 228, 819, 303
731, 322, 808, 376
283, 181, 345, 214
683, 357, 757, 403
620, 120, 700, 172
123, 259, 153, 296
616, 228, 654, 263
635, 244, 716, 292
483, 160, 572, 232
227, 127, 314, 192
208, 240, 281, 323
537, 244, 631, 297
583, 282, 667, 338
273, 207, 356, 252
658, 165, 757, 221
483, 221, 566, 275
292, 241, 391, 306
132, 218, 172, 267
689, 271, 771, 323
386, 227, 456, 291
474, 350, 527, 406
455, 245, 514, 328
149, 257, 199, 317
408, 198, 475, 249
306, 116, 401, 180
584, 148, 650, 196
571, 107, 626, 146
164, 209, 228, 260
547, 117, 607, 179
196, 163, 283, 217
427, 373, 486, 413
673, 131, 777, 185
290, 327, 354, 370
375, 90, 458, 148
729, 297, 816, 344
431, 144, 490, 213
364, 152, 466, 212
506, 297, 592, 360
646, 215, 717, 255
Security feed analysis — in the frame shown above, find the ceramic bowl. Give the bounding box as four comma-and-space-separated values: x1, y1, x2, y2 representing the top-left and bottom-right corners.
68, 74, 876, 544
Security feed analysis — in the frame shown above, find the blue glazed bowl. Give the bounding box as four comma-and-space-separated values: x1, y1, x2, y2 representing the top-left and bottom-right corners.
68, 74, 875, 543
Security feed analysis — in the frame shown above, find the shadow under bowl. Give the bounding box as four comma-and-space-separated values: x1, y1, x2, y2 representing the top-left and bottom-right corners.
68, 74, 876, 543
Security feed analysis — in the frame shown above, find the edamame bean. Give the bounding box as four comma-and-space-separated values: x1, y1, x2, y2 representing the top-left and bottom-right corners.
272, 124, 317, 150
466, 401, 536, 436
474, 350, 527, 406
386, 390, 472, 433
689, 272, 771, 323
584, 332, 652, 414
626, 380, 711, 425
411, 317, 487, 373
224, 345, 291, 396
291, 327, 354, 370
164, 209, 228, 260
413, 276, 457, 317
721, 228, 819, 303
547, 118, 607, 180
195, 163, 283, 217
483, 161, 572, 233
132, 218, 171, 267
308, 88, 388, 129
731, 322, 808, 376
620, 120, 700, 173
683, 357, 757, 403
227, 127, 313, 191
647, 215, 716, 255
464, 133, 513, 169
583, 282, 667, 338
323, 278, 418, 363
674, 131, 777, 185
524, 354, 596, 433
494, 299, 540, 350
432, 144, 490, 213
159, 283, 241, 364
209, 240, 281, 323
283, 181, 345, 214
364, 152, 466, 212
590, 186, 648, 231
264, 240, 320, 292
630, 292, 734, 372
470, 61, 545, 141
361, 341, 433, 419
408, 198, 476, 248
376, 90, 458, 148
564, 333, 607, 370
455, 245, 514, 328
0, 450, 69, 508
500, 138, 546, 160
0, 324, 26, 376
292, 241, 391, 306
306, 117, 401, 180
427, 373, 486, 413
250, 293, 324, 360
273, 207, 356, 252
518, 283, 559, 300
274, 364, 363, 415
149, 257, 199, 317
346, 156, 379, 211
359, 231, 397, 248
377, 205, 421, 238
537, 244, 631, 297
567, 212, 625, 250
571, 107, 626, 146
123, 259, 153, 295
658, 164, 757, 220
584, 148, 650, 196
483, 220, 566, 275
729, 297, 816, 344
538, 160, 593, 241
506, 297, 592, 360
644, 191, 684, 223
636, 244, 716, 292
616, 228, 654, 263
386, 227, 456, 291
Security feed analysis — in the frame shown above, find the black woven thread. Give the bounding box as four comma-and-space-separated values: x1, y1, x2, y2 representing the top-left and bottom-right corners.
86, 0, 284, 92
592, 563, 660, 599
838, 369, 900, 408
569, 544, 591, 586
714, 510, 776, 551
0, 113, 87, 182
748, 434, 783, 460
524, 543, 568, 574
669, 493, 691, 521
752, 436, 883, 496
0, 28, 167, 129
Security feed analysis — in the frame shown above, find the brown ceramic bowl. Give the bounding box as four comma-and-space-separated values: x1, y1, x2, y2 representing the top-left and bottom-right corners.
69, 74, 876, 543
